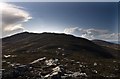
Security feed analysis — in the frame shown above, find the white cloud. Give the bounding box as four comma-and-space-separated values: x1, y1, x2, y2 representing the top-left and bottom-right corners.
0, 2, 32, 37
64, 27, 119, 41
4, 24, 24, 31
99, 33, 120, 41
64, 27, 78, 34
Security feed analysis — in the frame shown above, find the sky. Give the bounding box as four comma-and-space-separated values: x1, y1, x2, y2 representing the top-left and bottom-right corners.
1, 0, 120, 2
1, 2, 120, 41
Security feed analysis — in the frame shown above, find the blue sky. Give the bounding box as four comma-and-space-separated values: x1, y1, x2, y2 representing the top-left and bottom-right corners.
1, 2, 120, 41
12, 2, 118, 32
2, 0, 120, 2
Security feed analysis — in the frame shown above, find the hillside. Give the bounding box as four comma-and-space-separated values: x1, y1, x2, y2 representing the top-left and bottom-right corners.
2, 32, 114, 58
2, 32, 120, 79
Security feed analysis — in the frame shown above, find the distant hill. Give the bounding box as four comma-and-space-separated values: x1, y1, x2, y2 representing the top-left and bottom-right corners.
92, 39, 118, 45
92, 39, 120, 50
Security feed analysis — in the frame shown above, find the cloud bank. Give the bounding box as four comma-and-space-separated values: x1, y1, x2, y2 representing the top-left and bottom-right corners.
0, 3, 32, 37
64, 27, 119, 41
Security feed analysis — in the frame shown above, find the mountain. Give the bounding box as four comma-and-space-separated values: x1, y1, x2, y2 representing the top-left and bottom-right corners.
92, 39, 117, 46
2, 32, 114, 58
2, 32, 120, 79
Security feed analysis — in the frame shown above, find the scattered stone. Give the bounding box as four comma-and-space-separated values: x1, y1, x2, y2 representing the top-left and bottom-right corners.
30, 57, 46, 64
76, 61, 80, 64
45, 59, 56, 66
2, 60, 6, 63
71, 72, 87, 78
94, 62, 97, 66
4, 55, 11, 58
92, 70, 98, 74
